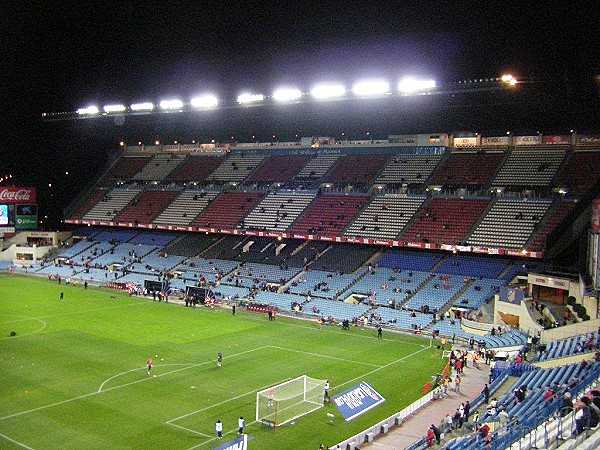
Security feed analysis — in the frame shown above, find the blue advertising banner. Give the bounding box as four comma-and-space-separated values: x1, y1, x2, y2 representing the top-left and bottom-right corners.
213, 434, 248, 450
332, 381, 386, 421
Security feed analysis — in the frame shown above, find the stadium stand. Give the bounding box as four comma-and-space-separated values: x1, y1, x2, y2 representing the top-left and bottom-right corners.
405, 274, 466, 311
303, 298, 371, 321
241, 191, 315, 231
164, 155, 223, 182
344, 194, 426, 239
294, 154, 340, 182
193, 191, 265, 229
69, 189, 109, 220
491, 147, 567, 187
291, 193, 368, 236
401, 198, 490, 246
153, 190, 218, 226
114, 190, 180, 223
310, 243, 379, 273
375, 154, 443, 187
434, 254, 510, 279
92, 229, 139, 243
527, 199, 578, 251
100, 155, 152, 185
377, 249, 443, 272
349, 268, 432, 306
321, 154, 389, 187
129, 232, 177, 246
245, 155, 311, 183
288, 270, 364, 299
466, 198, 553, 249
427, 151, 505, 188
535, 332, 597, 362
82, 188, 141, 221
554, 149, 600, 197
201, 235, 248, 260
283, 241, 329, 268
132, 153, 184, 181
207, 154, 265, 183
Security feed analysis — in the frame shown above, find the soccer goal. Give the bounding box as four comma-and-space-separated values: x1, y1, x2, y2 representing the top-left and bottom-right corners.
256, 375, 327, 426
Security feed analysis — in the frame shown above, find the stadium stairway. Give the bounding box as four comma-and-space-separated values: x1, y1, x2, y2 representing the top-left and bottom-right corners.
359, 346, 491, 450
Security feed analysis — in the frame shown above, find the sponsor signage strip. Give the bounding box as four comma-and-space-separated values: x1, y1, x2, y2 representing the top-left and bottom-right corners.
332, 381, 386, 422
0, 187, 36, 204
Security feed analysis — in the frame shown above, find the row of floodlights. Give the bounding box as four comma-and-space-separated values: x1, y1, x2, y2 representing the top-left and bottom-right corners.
76, 78, 439, 115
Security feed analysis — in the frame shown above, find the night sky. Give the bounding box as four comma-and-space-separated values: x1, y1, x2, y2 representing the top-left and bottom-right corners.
3, 2, 599, 229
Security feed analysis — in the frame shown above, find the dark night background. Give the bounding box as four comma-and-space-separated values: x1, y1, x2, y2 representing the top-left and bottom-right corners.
2, 2, 599, 230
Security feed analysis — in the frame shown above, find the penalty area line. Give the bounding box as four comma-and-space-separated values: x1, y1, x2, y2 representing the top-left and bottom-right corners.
268, 345, 382, 368
0, 432, 35, 450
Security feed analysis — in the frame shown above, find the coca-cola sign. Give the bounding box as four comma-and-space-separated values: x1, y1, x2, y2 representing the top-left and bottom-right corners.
0, 187, 36, 204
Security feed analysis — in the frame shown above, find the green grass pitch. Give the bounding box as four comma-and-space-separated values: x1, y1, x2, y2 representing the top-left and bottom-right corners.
0, 274, 445, 449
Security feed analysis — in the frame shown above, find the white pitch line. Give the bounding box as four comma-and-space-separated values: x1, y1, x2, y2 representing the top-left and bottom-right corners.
168, 422, 213, 438
268, 345, 382, 368
0, 432, 35, 450
0, 316, 46, 340
0, 346, 270, 422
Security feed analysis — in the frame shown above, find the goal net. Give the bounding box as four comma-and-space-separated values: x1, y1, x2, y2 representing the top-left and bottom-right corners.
256, 375, 327, 426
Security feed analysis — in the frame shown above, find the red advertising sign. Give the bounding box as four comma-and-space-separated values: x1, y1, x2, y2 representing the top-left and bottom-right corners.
543, 135, 570, 145
0, 187, 36, 204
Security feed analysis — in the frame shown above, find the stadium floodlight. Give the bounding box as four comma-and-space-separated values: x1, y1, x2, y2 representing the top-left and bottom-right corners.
76, 105, 99, 115
398, 77, 436, 93
501, 74, 514, 83
159, 99, 184, 110
130, 102, 154, 111
272, 88, 302, 102
190, 95, 219, 109
103, 104, 126, 113
237, 93, 265, 104
352, 80, 389, 97
310, 84, 346, 99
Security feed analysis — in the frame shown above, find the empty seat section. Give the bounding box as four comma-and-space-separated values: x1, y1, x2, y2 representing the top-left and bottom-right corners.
349, 268, 431, 306
401, 198, 489, 246
163, 234, 222, 257
434, 254, 510, 278
527, 200, 578, 251
311, 244, 378, 273
492, 148, 566, 187
242, 191, 315, 231
153, 190, 217, 226
69, 189, 109, 220
291, 194, 368, 236
207, 155, 265, 183
405, 274, 465, 311
82, 188, 141, 221
554, 150, 600, 197
295, 154, 340, 181
164, 155, 223, 182
193, 192, 265, 229
345, 195, 426, 239
321, 154, 389, 187
246, 155, 311, 183
101, 156, 152, 185
375, 154, 443, 186
288, 270, 364, 299
466, 198, 552, 249
428, 151, 504, 187
114, 190, 179, 223
132, 153, 185, 181
377, 249, 443, 272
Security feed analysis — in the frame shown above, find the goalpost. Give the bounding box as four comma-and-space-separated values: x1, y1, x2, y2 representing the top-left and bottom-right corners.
256, 375, 327, 426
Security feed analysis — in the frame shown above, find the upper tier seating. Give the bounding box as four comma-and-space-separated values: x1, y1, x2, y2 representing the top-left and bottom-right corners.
246, 155, 311, 183
82, 188, 141, 221
207, 155, 265, 183
428, 151, 505, 187
193, 192, 265, 229
132, 153, 184, 181
69, 189, 108, 220
321, 154, 389, 186
101, 156, 152, 185
377, 249, 443, 272
164, 155, 223, 182
153, 190, 218, 226
310, 243, 378, 274
527, 200, 578, 251
467, 198, 552, 249
492, 147, 567, 187
375, 154, 443, 186
114, 190, 179, 223
294, 154, 340, 180
291, 194, 368, 236
554, 149, 600, 196
242, 191, 315, 231
401, 198, 490, 246
344, 195, 426, 239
